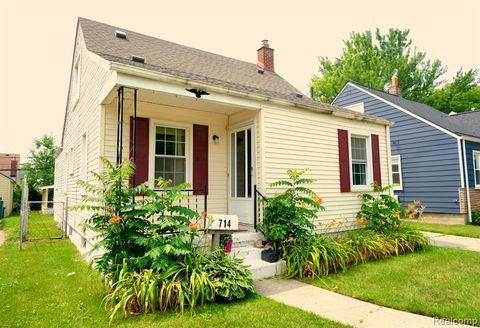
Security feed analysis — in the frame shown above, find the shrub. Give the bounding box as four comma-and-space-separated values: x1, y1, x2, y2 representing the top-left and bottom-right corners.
259, 169, 325, 249
283, 228, 428, 279
404, 200, 427, 220
202, 249, 254, 301
357, 182, 405, 233
472, 211, 480, 226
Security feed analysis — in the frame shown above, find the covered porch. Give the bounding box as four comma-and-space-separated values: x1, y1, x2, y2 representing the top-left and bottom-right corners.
100, 74, 263, 228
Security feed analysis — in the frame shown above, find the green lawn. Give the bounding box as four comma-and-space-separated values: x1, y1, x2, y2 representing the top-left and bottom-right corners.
304, 247, 480, 323
0, 214, 348, 328
403, 220, 480, 239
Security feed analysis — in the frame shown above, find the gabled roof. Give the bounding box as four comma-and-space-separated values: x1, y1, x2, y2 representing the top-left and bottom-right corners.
77, 18, 387, 122
346, 81, 480, 139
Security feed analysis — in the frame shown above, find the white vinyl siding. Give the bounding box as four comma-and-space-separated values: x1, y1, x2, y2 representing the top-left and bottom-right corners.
391, 155, 403, 190
0, 175, 14, 217
80, 133, 87, 180
261, 104, 389, 228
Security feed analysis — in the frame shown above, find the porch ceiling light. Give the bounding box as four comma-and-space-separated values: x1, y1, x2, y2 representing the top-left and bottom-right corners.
186, 88, 210, 98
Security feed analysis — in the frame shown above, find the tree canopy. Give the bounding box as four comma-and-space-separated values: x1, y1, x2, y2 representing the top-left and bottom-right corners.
22, 135, 56, 191
311, 28, 479, 113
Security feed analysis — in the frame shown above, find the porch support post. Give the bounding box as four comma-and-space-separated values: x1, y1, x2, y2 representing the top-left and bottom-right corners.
132, 88, 137, 187
116, 86, 124, 166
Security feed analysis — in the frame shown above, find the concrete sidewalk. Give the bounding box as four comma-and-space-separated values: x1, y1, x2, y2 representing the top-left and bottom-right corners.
255, 279, 474, 328
423, 232, 480, 252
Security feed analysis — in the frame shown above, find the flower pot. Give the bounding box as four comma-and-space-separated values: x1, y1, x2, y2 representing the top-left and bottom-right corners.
261, 249, 280, 263
224, 240, 233, 253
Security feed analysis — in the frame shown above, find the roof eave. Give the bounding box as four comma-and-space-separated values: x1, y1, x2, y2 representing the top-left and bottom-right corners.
110, 62, 391, 126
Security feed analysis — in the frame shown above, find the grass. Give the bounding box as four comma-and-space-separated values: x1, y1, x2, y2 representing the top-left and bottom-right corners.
0, 213, 348, 328
403, 220, 480, 239
304, 246, 480, 323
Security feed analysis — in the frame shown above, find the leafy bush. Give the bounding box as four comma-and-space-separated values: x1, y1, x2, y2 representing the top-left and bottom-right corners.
74, 158, 200, 280
404, 200, 427, 220
283, 228, 428, 279
202, 249, 254, 301
259, 169, 325, 249
472, 211, 480, 226
357, 182, 405, 233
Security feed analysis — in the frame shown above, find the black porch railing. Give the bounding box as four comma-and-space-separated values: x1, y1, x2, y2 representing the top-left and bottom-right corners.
153, 185, 208, 226
253, 184, 267, 232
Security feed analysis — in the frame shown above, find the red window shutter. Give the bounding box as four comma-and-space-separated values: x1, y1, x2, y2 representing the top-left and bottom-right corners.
129, 117, 149, 186
371, 134, 382, 187
338, 129, 351, 192
193, 124, 208, 195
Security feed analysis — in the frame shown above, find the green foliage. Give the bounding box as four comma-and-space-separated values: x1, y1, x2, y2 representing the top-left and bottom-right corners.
311, 28, 445, 103
72, 158, 200, 280
472, 211, 480, 226
202, 249, 254, 301
11, 183, 21, 212
283, 228, 428, 279
423, 69, 480, 113
258, 169, 325, 250
357, 182, 405, 233
22, 135, 56, 191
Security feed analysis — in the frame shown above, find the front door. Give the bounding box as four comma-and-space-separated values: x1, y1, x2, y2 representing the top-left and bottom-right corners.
229, 126, 255, 225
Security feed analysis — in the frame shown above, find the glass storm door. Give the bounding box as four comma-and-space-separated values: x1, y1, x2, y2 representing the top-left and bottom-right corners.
229, 126, 254, 224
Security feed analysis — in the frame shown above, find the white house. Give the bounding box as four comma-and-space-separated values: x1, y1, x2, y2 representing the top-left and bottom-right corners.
55, 18, 392, 256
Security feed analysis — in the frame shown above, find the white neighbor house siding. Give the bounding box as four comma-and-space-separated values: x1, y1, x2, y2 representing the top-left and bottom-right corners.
0, 175, 15, 217
54, 27, 112, 254
261, 105, 390, 227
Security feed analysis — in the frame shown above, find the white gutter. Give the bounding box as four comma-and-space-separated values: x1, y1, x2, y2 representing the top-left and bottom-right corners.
110, 62, 391, 126
461, 138, 472, 223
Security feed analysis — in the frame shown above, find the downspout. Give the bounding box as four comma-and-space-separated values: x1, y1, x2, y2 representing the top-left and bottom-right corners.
462, 138, 472, 223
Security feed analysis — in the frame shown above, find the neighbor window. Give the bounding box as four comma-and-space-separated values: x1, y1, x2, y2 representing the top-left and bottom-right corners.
350, 136, 369, 187
391, 155, 403, 190
154, 126, 187, 186
474, 151, 480, 188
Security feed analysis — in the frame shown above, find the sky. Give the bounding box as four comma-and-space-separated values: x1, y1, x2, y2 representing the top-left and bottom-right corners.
0, 0, 479, 159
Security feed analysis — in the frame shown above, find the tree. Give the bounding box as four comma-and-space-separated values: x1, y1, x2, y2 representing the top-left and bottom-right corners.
423, 69, 480, 113
22, 135, 56, 191
311, 28, 446, 103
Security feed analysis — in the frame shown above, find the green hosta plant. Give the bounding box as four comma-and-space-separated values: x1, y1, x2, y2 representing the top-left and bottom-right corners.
202, 249, 254, 300
357, 182, 405, 233
259, 169, 325, 250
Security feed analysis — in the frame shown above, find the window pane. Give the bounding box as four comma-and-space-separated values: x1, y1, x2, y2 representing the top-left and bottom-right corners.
392, 173, 400, 184
352, 163, 366, 186
475, 155, 480, 170
351, 137, 367, 161
155, 141, 165, 155
165, 141, 175, 155
392, 164, 399, 173
236, 130, 246, 197
176, 142, 185, 156
156, 127, 166, 140
174, 173, 185, 186
154, 157, 165, 178
165, 128, 176, 141
476, 170, 480, 184
165, 158, 175, 172
177, 129, 185, 142
175, 158, 185, 173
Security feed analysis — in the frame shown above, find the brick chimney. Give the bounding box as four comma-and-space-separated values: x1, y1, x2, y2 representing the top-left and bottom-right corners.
10, 159, 18, 178
257, 39, 274, 72
388, 73, 402, 96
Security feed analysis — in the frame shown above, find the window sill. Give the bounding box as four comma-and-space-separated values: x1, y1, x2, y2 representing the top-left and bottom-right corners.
350, 187, 371, 193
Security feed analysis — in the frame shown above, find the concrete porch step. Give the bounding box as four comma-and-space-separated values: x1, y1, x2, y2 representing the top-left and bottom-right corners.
232, 246, 264, 261
232, 231, 263, 247
244, 259, 286, 280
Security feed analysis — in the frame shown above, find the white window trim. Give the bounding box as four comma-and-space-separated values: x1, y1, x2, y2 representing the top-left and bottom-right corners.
149, 119, 193, 189
391, 155, 403, 190
473, 150, 480, 189
349, 131, 373, 192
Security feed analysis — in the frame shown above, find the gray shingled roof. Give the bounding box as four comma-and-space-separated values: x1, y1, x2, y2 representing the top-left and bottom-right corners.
78, 18, 383, 118
350, 82, 480, 138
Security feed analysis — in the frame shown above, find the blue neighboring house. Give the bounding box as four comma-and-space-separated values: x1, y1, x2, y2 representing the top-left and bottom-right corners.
333, 78, 480, 223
